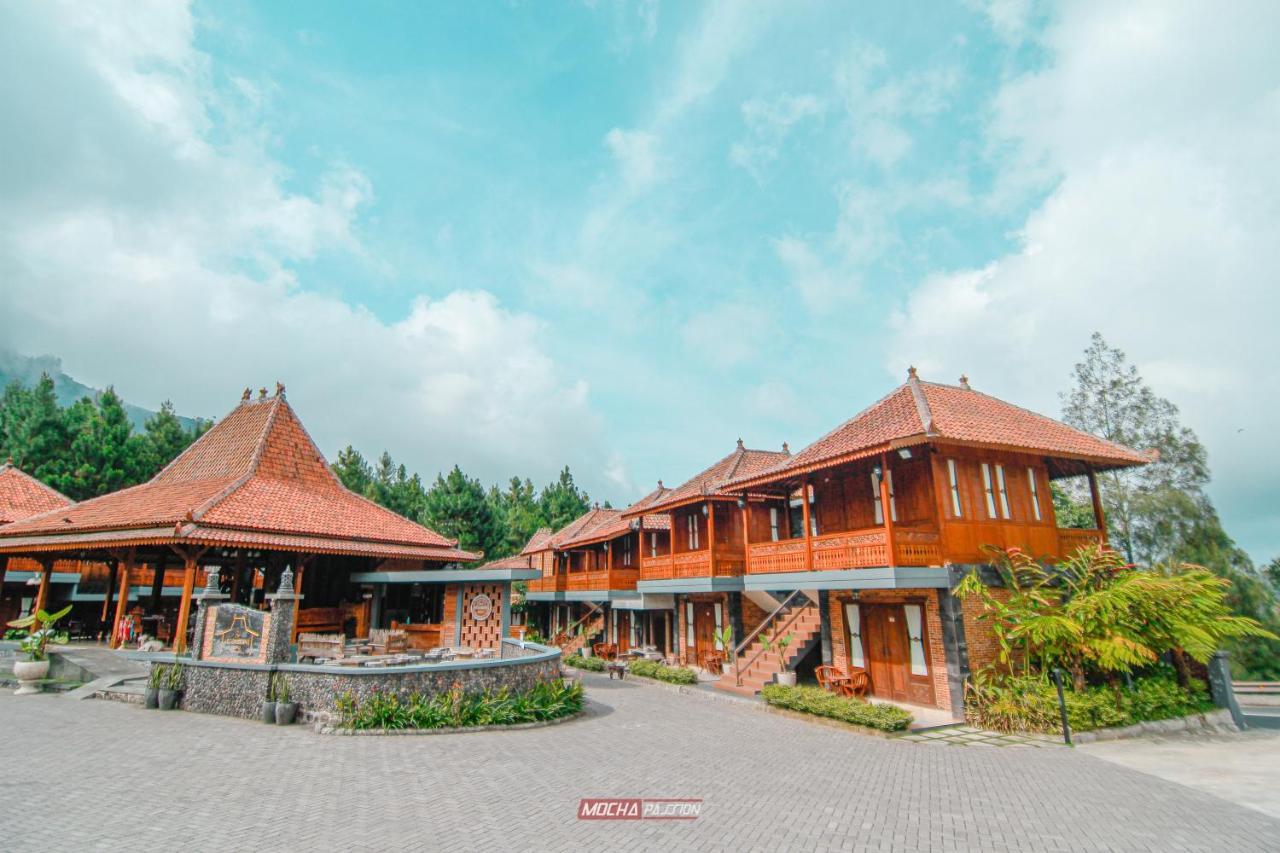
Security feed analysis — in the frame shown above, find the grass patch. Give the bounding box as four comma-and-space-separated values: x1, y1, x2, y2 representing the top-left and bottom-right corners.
761, 684, 913, 732
336, 679, 584, 731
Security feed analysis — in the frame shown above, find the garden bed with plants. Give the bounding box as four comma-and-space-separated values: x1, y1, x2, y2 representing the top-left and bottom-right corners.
957, 545, 1271, 737
323, 678, 584, 734
563, 654, 699, 685
760, 684, 915, 733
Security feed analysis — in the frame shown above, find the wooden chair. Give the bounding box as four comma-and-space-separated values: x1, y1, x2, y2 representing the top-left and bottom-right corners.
592, 642, 618, 661
815, 665, 850, 695
297, 632, 345, 663
846, 668, 870, 699
699, 651, 725, 675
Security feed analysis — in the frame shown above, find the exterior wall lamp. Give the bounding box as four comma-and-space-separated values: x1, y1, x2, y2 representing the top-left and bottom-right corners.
898, 448, 913, 460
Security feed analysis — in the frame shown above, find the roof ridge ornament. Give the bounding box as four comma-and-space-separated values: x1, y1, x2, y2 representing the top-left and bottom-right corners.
241, 388, 251, 402
736, 437, 744, 449
959, 374, 971, 390
782, 442, 790, 454
275, 382, 286, 398
908, 365, 918, 379
907, 368, 938, 436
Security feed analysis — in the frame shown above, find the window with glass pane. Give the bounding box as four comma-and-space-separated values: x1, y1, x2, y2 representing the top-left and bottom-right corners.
769, 507, 780, 541
995, 464, 1011, 519
1027, 467, 1042, 521
947, 459, 962, 517
981, 463, 998, 518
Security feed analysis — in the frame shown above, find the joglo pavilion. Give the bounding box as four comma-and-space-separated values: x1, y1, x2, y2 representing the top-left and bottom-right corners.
0, 386, 537, 662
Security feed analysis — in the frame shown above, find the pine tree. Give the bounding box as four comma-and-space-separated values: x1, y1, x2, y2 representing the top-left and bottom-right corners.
538, 466, 591, 531
421, 466, 501, 557
332, 445, 374, 495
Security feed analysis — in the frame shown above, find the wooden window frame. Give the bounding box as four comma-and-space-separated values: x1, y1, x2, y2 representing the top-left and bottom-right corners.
871, 469, 897, 525
981, 463, 998, 519
769, 507, 780, 542
947, 458, 962, 517
994, 464, 1011, 520
1027, 467, 1042, 522
687, 514, 699, 550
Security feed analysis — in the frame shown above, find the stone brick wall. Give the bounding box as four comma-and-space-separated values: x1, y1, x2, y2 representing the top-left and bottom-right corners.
166, 642, 562, 722
828, 589, 952, 712
458, 583, 503, 650
741, 595, 769, 637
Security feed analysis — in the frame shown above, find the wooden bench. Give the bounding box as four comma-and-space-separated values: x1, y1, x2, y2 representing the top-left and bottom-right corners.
390, 621, 445, 650
297, 632, 346, 663
294, 608, 345, 640
369, 629, 409, 656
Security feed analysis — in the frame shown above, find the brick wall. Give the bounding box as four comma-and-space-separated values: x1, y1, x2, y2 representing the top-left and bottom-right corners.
961, 587, 1009, 673
827, 589, 952, 712
741, 595, 768, 637
444, 582, 504, 651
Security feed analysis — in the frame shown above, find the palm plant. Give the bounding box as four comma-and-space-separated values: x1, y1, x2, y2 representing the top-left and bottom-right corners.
760, 631, 794, 671
713, 626, 735, 663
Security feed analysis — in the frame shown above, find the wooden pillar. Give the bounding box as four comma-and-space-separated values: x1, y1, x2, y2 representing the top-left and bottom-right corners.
1087, 468, 1107, 539
173, 557, 197, 654
100, 560, 117, 624
706, 501, 717, 576
880, 453, 896, 568
150, 551, 167, 612
295, 553, 307, 600
31, 559, 52, 629
741, 497, 751, 574
230, 551, 244, 604
801, 479, 814, 572
110, 554, 133, 648
606, 539, 613, 585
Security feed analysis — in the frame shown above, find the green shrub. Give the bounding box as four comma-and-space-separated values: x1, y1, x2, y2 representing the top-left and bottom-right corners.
760, 684, 913, 732
564, 654, 605, 672
337, 679, 584, 731
628, 659, 699, 685
965, 673, 1215, 733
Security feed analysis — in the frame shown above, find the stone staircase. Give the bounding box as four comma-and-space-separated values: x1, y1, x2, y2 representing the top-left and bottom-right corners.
715, 596, 821, 697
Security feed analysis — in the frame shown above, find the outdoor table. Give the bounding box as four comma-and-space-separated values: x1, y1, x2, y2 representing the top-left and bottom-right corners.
606, 661, 627, 680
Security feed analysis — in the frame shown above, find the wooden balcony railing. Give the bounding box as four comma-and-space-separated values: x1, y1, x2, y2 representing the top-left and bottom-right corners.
746, 528, 942, 573
640, 554, 673, 581
639, 549, 743, 581
564, 568, 639, 592
1057, 528, 1106, 556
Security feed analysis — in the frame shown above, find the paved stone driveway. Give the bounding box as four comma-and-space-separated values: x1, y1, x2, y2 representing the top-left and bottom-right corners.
2, 674, 1277, 852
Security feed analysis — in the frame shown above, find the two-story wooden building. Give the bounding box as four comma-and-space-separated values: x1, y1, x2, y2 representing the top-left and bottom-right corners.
714, 369, 1149, 714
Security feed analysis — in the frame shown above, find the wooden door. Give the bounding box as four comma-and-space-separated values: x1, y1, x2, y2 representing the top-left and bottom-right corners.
616, 611, 631, 653
863, 603, 935, 706
694, 603, 716, 663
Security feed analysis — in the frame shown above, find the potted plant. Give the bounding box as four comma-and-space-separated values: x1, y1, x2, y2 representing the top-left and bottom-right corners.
577, 624, 592, 658
6, 605, 72, 695
761, 631, 796, 687
273, 673, 298, 725
261, 675, 277, 723
145, 665, 163, 709
713, 626, 735, 665
158, 662, 183, 710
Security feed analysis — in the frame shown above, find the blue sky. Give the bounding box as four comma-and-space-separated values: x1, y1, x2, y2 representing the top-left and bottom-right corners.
1, 1, 1277, 561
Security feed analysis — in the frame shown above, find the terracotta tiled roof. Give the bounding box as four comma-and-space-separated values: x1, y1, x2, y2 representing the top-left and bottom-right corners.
621, 440, 791, 517
0, 462, 71, 525
520, 527, 554, 555
0, 391, 477, 562
481, 553, 534, 571
547, 506, 616, 549
725, 371, 1151, 489
553, 508, 668, 549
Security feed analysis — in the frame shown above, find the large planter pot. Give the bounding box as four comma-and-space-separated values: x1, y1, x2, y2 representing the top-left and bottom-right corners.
157, 688, 179, 710
275, 702, 298, 725
13, 659, 50, 695
144, 687, 160, 709
261, 701, 277, 724
581, 647, 593, 658
775, 671, 797, 688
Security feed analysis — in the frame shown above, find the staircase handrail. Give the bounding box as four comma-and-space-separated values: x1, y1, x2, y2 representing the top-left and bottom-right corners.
564, 602, 603, 640
733, 591, 812, 686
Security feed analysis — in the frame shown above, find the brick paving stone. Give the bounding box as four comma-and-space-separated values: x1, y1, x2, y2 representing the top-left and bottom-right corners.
0, 673, 1277, 851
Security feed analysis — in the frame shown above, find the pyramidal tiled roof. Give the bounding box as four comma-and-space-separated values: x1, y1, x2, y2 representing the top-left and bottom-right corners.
0, 461, 72, 525
520, 527, 554, 555
725, 370, 1151, 489
0, 389, 477, 562
621, 440, 791, 517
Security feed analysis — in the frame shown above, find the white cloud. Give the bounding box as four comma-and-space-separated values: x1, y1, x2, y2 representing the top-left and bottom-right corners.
890, 0, 1280, 558
0, 0, 602, 487
730, 93, 825, 181
680, 302, 775, 369
604, 127, 661, 192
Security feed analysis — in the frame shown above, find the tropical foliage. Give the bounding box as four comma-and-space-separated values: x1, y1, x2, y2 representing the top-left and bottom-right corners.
334, 679, 584, 730
627, 660, 699, 685
1060, 333, 1280, 678
563, 653, 606, 672
956, 546, 1274, 690
6, 604, 73, 661
761, 684, 913, 732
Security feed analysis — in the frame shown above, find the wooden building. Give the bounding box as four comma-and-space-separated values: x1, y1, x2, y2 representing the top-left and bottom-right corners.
0, 387, 534, 654
712, 369, 1150, 712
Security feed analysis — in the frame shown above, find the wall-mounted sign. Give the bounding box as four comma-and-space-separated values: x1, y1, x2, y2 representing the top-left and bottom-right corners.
209, 604, 266, 660
468, 592, 494, 622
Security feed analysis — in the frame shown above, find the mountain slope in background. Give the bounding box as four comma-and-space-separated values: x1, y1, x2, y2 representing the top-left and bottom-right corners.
0, 349, 204, 432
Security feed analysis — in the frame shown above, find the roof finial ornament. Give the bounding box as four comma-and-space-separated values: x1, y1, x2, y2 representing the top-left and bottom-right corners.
736, 437, 744, 449
782, 442, 790, 454
258, 387, 268, 400
959, 374, 971, 390
241, 388, 251, 402
657, 479, 664, 489
593, 501, 600, 510
908, 365, 918, 379
275, 382, 285, 398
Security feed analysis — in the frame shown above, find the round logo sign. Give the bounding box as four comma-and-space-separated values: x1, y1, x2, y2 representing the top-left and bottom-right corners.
469, 592, 494, 622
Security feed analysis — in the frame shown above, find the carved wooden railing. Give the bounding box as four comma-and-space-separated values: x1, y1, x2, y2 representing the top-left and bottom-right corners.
526, 574, 567, 594
640, 554, 673, 581
747, 527, 942, 572
1058, 528, 1106, 556
564, 569, 640, 591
